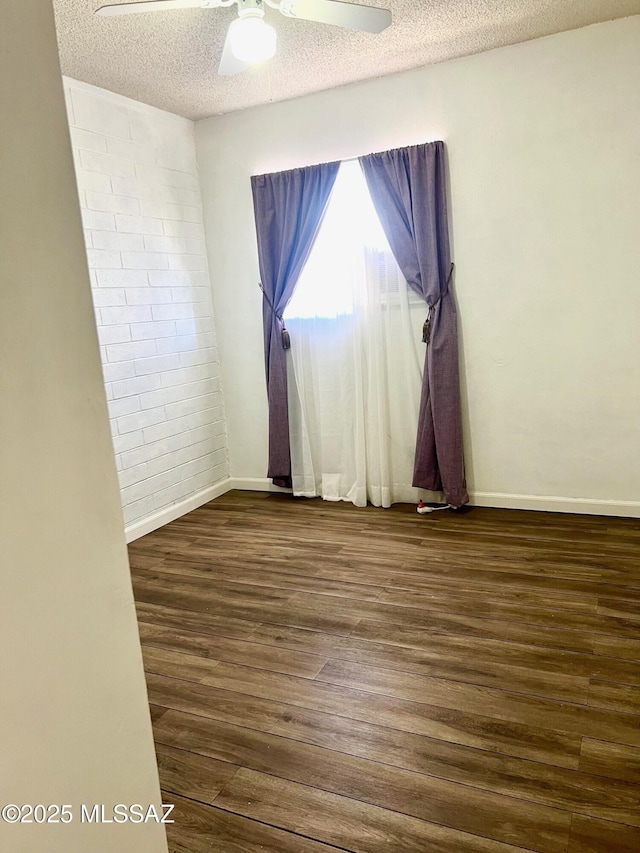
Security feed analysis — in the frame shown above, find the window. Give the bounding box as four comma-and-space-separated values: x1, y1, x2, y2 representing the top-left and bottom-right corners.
284, 160, 425, 507
285, 161, 418, 320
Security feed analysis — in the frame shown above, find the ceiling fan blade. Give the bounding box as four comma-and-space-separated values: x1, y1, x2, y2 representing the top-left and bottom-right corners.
96, 0, 202, 17
218, 25, 250, 76
281, 0, 391, 33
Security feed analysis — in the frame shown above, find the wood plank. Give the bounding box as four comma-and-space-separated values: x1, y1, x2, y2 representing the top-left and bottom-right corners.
378, 585, 638, 630
351, 615, 597, 654
341, 546, 611, 587
288, 589, 640, 644
127, 551, 165, 570
249, 620, 640, 691
318, 567, 601, 613
568, 814, 640, 852
580, 739, 640, 783
154, 709, 572, 853
134, 567, 294, 605
347, 621, 640, 685
598, 598, 640, 621
325, 539, 639, 588
146, 674, 640, 826
156, 555, 386, 601
139, 622, 328, 678
132, 580, 362, 635
252, 625, 591, 702
162, 793, 345, 853
213, 767, 533, 853
136, 600, 259, 640
144, 656, 583, 768
150, 704, 168, 725
155, 742, 239, 804
315, 659, 640, 745
148, 674, 290, 743
588, 679, 640, 714
593, 636, 640, 661
334, 553, 640, 598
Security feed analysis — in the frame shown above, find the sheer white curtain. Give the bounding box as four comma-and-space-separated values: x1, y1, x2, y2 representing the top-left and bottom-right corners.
284, 161, 426, 507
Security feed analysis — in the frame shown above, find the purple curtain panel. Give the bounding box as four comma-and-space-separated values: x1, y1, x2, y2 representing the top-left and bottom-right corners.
251, 162, 340, 487
360, 142, 468, 507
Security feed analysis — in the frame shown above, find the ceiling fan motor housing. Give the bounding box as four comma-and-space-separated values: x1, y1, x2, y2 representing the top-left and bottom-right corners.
228, 0, 277, 63
237, 0, 266, 17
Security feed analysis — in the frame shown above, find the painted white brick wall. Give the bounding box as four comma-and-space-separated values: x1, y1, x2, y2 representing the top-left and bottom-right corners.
64, 78, 229, 528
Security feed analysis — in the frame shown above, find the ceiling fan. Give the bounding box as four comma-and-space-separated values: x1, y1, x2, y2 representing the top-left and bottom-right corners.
95, 0, 392, 76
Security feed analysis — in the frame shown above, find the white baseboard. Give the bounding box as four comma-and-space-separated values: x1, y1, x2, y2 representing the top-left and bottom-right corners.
124, 478, 234, 542
469, 491, 640, 518
227, 477, 292, 493
124, 478, 640, 542
227, 479, 640, 518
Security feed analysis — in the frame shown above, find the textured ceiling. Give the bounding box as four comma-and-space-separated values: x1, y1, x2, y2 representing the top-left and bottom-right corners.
53, 0, 640, 119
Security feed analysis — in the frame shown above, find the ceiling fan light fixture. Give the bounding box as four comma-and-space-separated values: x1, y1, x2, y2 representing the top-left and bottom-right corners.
228, 12, 277, 64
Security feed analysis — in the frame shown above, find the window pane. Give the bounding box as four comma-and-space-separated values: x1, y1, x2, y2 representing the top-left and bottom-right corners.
285, 160, 400, 320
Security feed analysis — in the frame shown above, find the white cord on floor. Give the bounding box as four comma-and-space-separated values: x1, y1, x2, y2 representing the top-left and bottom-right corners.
416, 502, 453, 514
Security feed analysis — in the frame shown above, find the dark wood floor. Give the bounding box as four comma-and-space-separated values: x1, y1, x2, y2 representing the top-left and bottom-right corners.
128, 490, 640, 853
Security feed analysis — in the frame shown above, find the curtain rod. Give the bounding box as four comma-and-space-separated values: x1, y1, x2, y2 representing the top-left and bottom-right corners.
324, 141, 442, 167
251, 141, 443, 179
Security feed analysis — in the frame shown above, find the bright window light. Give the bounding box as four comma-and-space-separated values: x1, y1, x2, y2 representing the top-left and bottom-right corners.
285, 161, 394, 320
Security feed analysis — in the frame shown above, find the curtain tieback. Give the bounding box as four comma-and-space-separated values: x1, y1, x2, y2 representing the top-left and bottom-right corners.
259, 282, 291, 350
422, 263, 455, 345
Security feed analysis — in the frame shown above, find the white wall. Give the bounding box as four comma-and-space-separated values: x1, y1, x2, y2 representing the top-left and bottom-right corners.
64, 79, 229, 537
196, 16, 640, 516
0, 2, 167, 852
